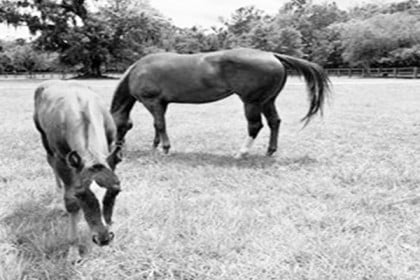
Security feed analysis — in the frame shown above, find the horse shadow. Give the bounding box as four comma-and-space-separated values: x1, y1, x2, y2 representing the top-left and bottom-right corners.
1, 194, 88, 277
125, 149, 318, 169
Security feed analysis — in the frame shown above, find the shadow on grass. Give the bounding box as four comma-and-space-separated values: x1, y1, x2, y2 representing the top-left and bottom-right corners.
1, 195, 78, 279
125, 149, 318, 169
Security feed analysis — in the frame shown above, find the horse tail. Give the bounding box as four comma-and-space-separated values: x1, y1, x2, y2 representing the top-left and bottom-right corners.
273, 53, 331, 125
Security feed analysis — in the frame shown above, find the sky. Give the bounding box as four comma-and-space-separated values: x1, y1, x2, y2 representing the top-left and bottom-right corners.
0, 0, 397, 40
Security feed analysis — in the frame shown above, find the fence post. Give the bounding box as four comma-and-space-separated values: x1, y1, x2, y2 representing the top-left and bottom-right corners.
393, 68, 397, 78
414, 67, 418, 79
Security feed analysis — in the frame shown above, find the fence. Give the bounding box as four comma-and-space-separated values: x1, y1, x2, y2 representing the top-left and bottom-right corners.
0, 72, 78, 80
326, 67, 419, 78
0, 67, 419, 80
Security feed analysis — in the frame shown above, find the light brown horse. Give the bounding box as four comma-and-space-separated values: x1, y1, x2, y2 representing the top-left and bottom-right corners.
34, 80, 122, 261
110, 48, 330, 158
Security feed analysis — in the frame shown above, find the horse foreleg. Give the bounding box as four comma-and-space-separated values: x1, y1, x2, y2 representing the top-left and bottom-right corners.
64, 188, 82, 263
41, 129, 63, 194
144, 101, 170, 154
47, 155, 63, 190
262, 101, 281, 156
236, 103, 263, 158
67, 211, 82, 264
46, 155, 66, 210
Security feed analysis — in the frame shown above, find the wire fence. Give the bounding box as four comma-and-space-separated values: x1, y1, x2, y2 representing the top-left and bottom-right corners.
325, 67, 419, 78
0, 67, 419, 80
0, 72, 77, 80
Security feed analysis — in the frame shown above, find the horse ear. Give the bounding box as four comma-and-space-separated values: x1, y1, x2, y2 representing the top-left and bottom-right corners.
89, 163, 120, 188
114, 146, 123, 162
66, 151, 83, 170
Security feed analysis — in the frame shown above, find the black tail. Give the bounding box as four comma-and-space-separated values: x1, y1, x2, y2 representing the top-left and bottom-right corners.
274, 53, 331, 125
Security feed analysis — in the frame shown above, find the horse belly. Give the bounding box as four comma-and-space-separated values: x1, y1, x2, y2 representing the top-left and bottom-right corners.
170, 89, 233, 103
161, 70, 233, 103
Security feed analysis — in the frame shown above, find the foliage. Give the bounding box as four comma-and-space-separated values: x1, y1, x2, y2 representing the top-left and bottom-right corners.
100, 0, 170, 70
0, 39, 59, 73
249, 23, 304, 56
2, 0, 420, 71
0, 0, 171, 76
0, 52, 12, 73
340, 12, 420, 67
1, 0, 105, 76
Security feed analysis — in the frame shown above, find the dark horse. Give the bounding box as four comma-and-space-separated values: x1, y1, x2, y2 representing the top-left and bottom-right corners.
110, 48, 330, 158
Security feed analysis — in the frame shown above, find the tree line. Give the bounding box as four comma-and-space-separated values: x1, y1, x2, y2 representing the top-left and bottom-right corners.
0, 0, 419, 77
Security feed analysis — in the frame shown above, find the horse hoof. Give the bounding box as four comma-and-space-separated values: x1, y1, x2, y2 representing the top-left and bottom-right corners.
162, 146, 170, 154
235, 152, 248, 159
266, 149, 276, 156
68, 246, 82, 265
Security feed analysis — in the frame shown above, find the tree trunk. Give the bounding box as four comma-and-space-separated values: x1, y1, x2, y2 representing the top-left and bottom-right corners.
79, 59, 103, 78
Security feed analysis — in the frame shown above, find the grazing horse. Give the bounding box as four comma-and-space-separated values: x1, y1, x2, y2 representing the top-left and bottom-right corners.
110, 48, 330, 157
34, 81, 122, 260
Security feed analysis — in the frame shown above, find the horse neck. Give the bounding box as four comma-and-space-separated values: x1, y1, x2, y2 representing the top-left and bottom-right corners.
110, 78, 136, 132
110, 66, 136, 115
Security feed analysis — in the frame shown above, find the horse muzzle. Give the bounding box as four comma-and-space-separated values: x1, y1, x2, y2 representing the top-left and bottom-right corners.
92, 231, 115, 246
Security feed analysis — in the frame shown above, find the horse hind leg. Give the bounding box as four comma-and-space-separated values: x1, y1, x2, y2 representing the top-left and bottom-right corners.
152, 125, 160, 149
262, 101, 281, 156
236, 103, 263, 158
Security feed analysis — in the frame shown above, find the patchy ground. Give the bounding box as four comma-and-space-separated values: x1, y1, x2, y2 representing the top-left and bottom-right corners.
1, 77, 419, 279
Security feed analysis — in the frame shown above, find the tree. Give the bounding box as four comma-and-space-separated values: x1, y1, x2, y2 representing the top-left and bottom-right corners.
222, 6, 266, 48
0, 0, 108, 76
340, 12, 420, 67
0, 53, 12, 73
0, 0, 169, 76
349, 0, 420, 19
100, 0, 170, 70
247, 21, 303, 56
274, 1, 348, 63
0, 39, 59, 73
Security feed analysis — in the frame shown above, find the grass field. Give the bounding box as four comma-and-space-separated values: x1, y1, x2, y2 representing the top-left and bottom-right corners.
1, 77, 420, 280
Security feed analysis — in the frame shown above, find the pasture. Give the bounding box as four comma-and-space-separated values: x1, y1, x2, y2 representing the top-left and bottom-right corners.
0, 77, 419, 280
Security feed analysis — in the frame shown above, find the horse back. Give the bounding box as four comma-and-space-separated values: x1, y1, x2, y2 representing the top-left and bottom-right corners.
34, 81, 114, 163
128, 48, 285, 103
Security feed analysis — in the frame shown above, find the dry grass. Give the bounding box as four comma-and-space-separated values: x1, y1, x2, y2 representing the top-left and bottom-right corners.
1, 77, 420, 280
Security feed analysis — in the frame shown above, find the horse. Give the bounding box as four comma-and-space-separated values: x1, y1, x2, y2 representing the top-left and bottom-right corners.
110, 48, 330, 158
34, 80, 122, 261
